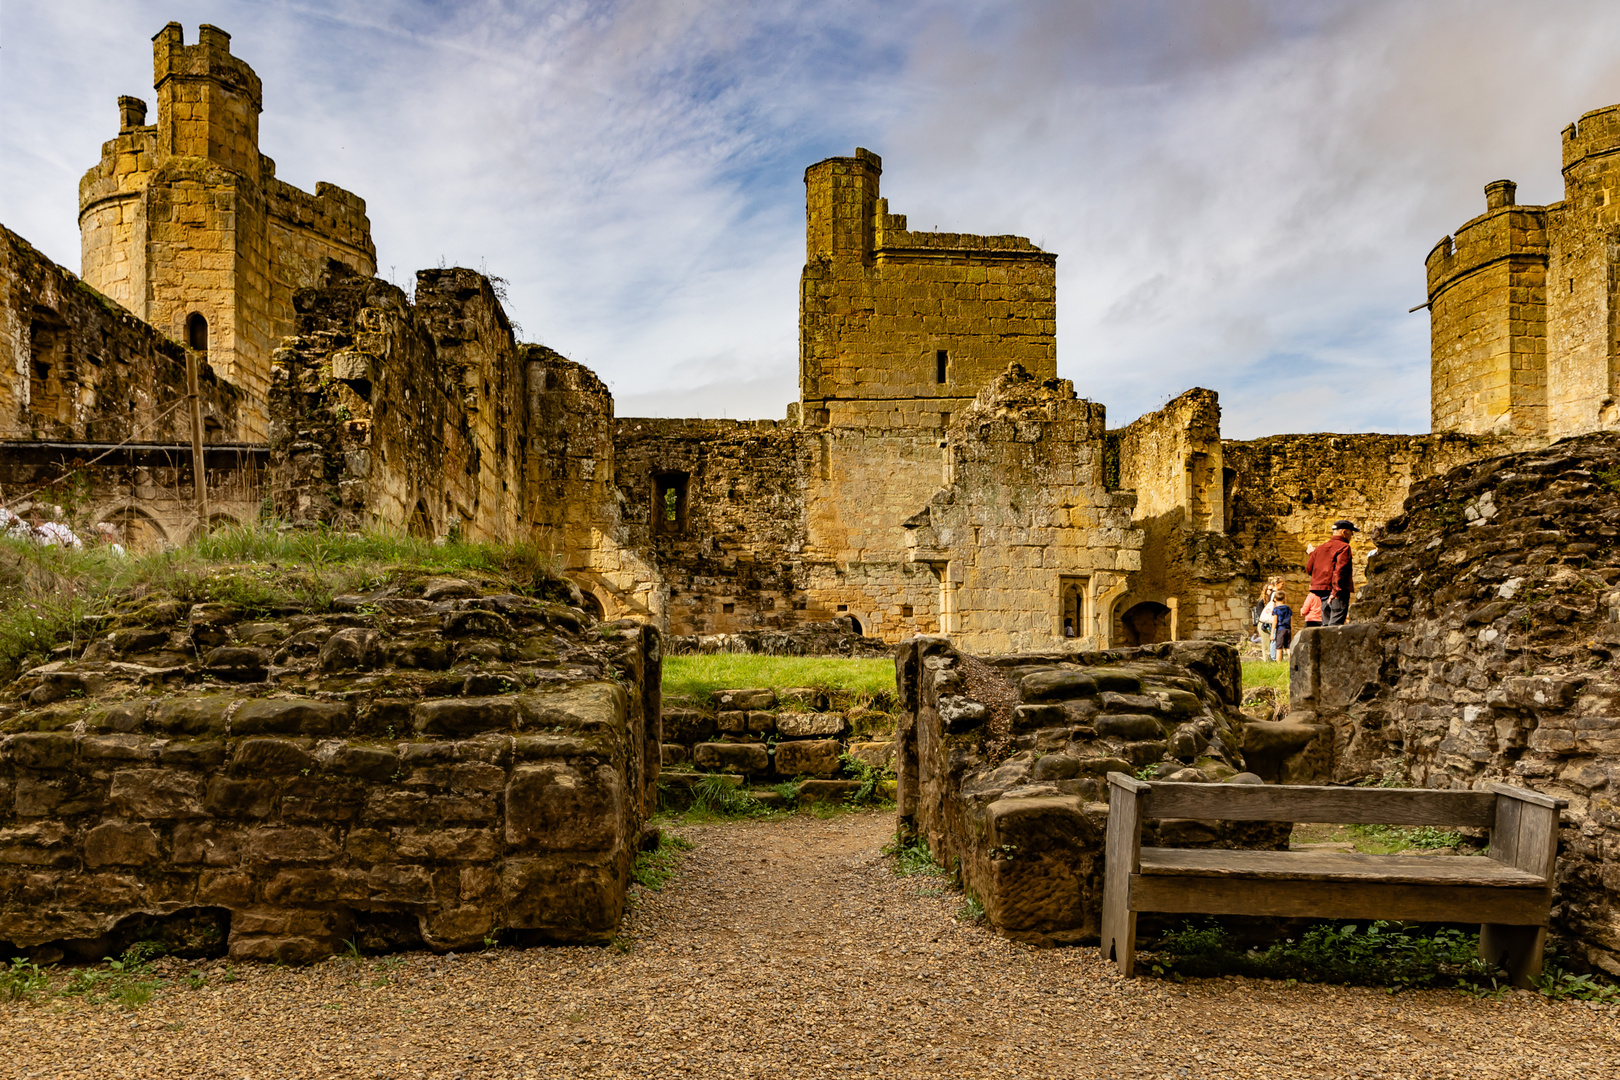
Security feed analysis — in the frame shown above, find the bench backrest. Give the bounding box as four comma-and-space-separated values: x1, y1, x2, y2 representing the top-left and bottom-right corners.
1106, 773, 1566, 881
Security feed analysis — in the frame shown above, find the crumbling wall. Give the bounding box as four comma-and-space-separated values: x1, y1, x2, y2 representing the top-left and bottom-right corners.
894, 636, 1284, 947
1292, 432, 1620, 973
268, 266, 568, 545
905, 365, 1142, 653
0, 573, 657, 962
0, 225, 258, 546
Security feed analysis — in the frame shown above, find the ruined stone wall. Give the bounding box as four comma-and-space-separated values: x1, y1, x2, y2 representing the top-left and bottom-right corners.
78, 23, 376, 441
0, 572, 657, 962
798, 149, 1056, 430
1291, 432, 1620, 973
268, 266, 547, 544
1, 225, 258, 547
895, 636, 1279, 947
904, 366, 1141, 653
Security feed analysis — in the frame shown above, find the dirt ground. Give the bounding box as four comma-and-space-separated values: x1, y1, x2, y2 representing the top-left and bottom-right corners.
2, 810, 1616, 1079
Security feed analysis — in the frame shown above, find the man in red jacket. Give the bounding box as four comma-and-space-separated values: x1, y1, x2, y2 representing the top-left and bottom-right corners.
1305, 520, 1358, 626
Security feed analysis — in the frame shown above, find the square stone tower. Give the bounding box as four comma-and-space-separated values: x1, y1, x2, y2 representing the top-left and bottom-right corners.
78, 23, 377, 442
797, 149, 1058, 429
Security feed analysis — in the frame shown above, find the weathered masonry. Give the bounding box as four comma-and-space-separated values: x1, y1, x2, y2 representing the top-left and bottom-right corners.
1428, 105, 1620, 440
78, 22, 377, 441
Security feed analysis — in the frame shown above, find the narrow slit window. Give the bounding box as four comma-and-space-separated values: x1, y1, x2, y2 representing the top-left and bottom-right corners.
186, 312, 209, 354
935, 349, 948, 384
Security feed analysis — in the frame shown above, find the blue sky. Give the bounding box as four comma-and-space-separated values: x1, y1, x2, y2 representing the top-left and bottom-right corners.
4, 1, 1619, 437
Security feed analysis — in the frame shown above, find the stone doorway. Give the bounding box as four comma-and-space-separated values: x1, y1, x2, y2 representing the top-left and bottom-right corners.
1119, 600, 1172, 645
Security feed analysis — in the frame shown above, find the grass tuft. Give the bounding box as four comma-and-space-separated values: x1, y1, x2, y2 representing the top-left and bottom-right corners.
631, 833, 694, 891
661, 654, 894, 703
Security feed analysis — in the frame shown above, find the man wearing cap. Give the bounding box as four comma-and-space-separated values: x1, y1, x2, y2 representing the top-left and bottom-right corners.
1305, 520, 1358, 626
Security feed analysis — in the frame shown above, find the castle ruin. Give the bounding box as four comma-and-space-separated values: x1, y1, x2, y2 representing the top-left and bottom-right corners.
3, 23, 1618, 654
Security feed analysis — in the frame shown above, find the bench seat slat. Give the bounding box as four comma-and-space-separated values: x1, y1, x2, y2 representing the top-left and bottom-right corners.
1138, 847, 1546, 887
1141, 783, 1498, 827
1128, 875, 1551, 925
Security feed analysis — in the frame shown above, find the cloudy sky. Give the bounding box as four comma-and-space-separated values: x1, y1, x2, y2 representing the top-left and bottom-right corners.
4, 1, 1619, 437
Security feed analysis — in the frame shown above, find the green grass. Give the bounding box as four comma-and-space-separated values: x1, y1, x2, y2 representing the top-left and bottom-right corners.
631, 832, 694, 891
661, 654, 895, 702
0, 523, 573, 685
1242, 659, 1290, 694
1292, 822, 1469, 854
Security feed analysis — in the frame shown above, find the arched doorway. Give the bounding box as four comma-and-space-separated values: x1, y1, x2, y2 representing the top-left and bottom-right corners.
1120, 601, 1172, 646
94, 505, 170, 553
579, 591, 605, 621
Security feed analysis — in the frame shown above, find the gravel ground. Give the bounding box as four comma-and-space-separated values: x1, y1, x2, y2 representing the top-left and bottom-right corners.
3, 809, 1617, 1078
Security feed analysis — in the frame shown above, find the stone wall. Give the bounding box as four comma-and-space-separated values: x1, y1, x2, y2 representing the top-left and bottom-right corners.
0, 225, 259, 547
0, 570, 657, 962
268, 265, 542, 544
798, 149, 1057, 430
894, 636, 1283, 947
1290, 431, 1620, 973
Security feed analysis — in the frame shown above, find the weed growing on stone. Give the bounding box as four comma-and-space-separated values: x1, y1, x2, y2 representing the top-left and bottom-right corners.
0, 957, 50, 1002
839, 751, 893, 807
1147, 920, 1500, 991
632, 832, 694, 891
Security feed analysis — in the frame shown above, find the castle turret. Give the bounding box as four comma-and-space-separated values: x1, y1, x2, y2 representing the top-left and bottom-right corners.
78, 23, 376, 443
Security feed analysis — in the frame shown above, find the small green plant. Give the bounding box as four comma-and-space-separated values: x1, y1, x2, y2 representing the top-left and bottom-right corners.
1594, 463, 1620, 495
686, 774, 764, 818
342, 937, 363, 960
482, 925, 503, 949
1, 957, 50, 1002
956, 890, 985, 923
183, 970, 207, 991
221, 965, 239, 984
1148, 920, 1501, 990
1134, 764, 1158, 781
1535, 949, 1620, 1002
885, 833, 943, 878
839, 751, 894, 806
62, 940, 167, 1009
771, 778, 803, 802
632, 832, 695, 891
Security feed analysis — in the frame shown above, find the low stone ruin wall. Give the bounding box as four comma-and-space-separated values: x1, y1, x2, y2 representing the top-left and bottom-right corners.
663, 617, 892, 659
894, 637, 1288, 947
661, 686, 896, 802
1291, 431, 1620, 973
0, 574, 657, 963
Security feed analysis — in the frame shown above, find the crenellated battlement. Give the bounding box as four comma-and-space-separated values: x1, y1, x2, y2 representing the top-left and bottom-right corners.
1561, 103, 1620, 171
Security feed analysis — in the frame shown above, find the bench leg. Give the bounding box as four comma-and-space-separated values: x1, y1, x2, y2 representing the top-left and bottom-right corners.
1479, 924, 1546, 989
1102, 903, 1137, 977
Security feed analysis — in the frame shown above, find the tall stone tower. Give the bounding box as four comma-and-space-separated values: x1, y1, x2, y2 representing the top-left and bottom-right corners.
797, 148, 1058, 429
78, 23, 377, 441
1427, 102, 1620, 440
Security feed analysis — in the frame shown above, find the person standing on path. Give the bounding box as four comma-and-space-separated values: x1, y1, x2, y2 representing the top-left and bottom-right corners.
1305, 520, 1357, 626
1271, 589, 1293, 661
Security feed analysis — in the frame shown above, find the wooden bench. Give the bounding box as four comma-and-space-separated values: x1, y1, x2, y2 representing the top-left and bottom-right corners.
1102, 773, 1567, 986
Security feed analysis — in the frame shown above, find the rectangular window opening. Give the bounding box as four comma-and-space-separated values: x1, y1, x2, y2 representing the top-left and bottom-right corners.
935, 349, 948, 384
652, 470, 691, 535
900, 604, 914, 618
836, 604, 848, 612
721, 602, 735, 614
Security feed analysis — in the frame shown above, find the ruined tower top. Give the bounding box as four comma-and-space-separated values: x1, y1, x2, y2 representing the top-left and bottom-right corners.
1561, 102, 1620, 174
151, 22, 264, 179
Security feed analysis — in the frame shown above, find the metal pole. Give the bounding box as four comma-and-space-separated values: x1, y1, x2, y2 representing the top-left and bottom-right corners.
187, 348, 209, 535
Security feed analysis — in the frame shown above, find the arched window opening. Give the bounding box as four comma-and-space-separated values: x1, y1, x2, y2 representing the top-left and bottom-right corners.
1120, 601, 1173, 647
579, 591, 605, 621
186, 312, 209, 354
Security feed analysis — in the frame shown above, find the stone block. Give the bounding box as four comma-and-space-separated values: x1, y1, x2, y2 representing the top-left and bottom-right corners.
661, 708, 716, 743
231, 737, 318, 776
794, 779, 864, 804
151, 695, 233, 736
504, 763, 624, 852
413, 697, 523, 736
774, 739, 841, 778
83, 821, 161, 868
714, 688, 776, 711
776, 712, 846, 738
330, 745, 399, 781
79, 734, 153, 762
1100, 691, 1162, 714
109, 769, 204, 818
173, 822, 246, 866
233, 699, 353, 736
159, 741, 227, 769
9, 732, 76, 769
246, 827, 341, 865
204, 777, 277, 818
1019, 670, 1098, 703
1094, 714, 1165, 740
661, 743, 688, 766
499, 855, 622, 941
716, 710, 748, 734
692, 741, 769, 775
846, 740, 895, 771
0, 823, 74, 867
319, 627, 383, 671
393, 827, 501, 862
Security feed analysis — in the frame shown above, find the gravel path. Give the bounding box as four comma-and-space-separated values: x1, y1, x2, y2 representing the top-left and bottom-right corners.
3, 809, 1617, 1078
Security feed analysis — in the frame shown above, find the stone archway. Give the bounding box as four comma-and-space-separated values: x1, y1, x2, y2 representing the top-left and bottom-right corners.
92, 503, 171, 553
1119, 600, 1173, 646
